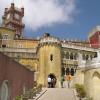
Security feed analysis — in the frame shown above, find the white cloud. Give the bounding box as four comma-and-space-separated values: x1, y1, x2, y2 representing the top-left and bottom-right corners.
0, 0, 77, 31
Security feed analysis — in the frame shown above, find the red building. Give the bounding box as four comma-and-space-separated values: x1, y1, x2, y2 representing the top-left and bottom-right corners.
89, 26, 100, 48
0, 53, 34, 100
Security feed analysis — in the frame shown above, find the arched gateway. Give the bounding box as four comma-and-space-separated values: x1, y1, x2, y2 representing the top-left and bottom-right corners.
48, 73, 57, 88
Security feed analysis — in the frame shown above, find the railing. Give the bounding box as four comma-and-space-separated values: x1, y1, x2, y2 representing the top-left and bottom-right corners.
85, 57, 100, 69
62, 58, 78, 65
62, 43, 97, 52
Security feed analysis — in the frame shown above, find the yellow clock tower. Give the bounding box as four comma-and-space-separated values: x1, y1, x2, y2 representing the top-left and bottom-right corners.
2, 3, 25, 38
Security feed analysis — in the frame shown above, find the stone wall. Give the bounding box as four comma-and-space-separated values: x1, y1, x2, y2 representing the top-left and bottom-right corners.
84, 69, 100, 100
0, 53, 34, 100
74, 69, 84, 85
38, 44, 61, 87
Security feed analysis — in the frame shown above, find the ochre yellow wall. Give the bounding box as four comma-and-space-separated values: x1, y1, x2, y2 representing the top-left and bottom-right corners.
0, 27, 15, 39
19, 58, 38, 71
13, 39, 38, 48
5, 39, 38, 48
0, 27, 39, 48
38, 44, 61, 87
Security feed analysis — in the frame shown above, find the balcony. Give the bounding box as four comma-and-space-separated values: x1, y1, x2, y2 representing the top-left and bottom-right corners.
62, 58, 78, 65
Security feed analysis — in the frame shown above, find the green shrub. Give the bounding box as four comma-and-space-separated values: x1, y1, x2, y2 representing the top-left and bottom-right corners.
15, 96, 21, 100
75, 84, 86, 98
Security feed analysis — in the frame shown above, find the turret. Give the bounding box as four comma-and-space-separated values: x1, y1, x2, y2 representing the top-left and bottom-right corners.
37, 33, 62, 87
89, 26, 100, 48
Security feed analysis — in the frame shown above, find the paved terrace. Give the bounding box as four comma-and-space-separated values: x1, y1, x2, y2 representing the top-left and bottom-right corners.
36, 88, 75, 100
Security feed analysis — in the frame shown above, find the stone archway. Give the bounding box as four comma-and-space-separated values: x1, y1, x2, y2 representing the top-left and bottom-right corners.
48, 73, 57, 88
0, 80, 9, 100
92, 72, 100, 100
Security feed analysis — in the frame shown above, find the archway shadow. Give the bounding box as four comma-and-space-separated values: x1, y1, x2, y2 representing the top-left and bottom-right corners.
48, 73, 57, 88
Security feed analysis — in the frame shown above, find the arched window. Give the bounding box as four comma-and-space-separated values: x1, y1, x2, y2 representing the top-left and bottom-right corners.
86, 55, 89, 60
82, 54, 86, 60
73, 53, 78, 60
50, 54, 53, 61
70, 53, 73, 60
66, 52, 69, 59
94, 52, 97, 58
90, 55, 93, 60
66, 68, 70, 75
71, 68, 74, 76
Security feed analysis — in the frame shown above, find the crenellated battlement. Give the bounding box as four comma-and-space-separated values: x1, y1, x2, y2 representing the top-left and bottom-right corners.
39, 33, 61, 47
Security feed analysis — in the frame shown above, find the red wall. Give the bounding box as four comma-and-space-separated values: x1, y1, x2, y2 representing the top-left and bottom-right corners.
0, 53, 34, 100
89, 31, 100, 48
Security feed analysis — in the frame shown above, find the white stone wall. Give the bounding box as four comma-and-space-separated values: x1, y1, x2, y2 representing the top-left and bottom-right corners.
83, 51, 100, 100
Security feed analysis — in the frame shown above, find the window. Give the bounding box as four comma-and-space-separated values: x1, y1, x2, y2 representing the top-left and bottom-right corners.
82, 54, 86, 60
74, 53, 78, 60
71, 68, 74, 76
66, 68, 70, 75
66, 52, 69, 59
86, 55, 89, 60
50, 54, 53, 61
2, 44, 6, 48
18, 44, 23, 48
2, 34, 8, 40
70, 53, 73, 60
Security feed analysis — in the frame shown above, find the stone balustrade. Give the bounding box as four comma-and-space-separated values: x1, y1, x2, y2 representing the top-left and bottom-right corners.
85, 57, 100, 70
62, 43, 97, 52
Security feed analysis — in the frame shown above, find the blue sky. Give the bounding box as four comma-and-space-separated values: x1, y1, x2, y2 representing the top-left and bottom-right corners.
24, 0, 100, 40
0, 0, 100, 40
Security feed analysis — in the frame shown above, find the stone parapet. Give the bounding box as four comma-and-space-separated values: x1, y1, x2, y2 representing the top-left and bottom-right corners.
0, 47, 36, 53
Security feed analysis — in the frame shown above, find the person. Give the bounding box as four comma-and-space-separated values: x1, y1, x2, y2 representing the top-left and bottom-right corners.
51, 78, 54, 88
48, 76, 51, 88
61, 76, 64, 88
53, 78, 56, 88
66, 74, 72, 88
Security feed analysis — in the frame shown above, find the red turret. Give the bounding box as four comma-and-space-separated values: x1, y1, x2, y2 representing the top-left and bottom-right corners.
89, 26, 100, 48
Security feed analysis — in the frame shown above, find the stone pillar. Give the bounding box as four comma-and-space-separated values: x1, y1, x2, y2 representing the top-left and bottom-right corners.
97, 51, 100, 60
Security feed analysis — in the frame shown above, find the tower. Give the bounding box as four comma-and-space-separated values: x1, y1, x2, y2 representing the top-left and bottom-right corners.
89, 26, 100, 48
2, 3, 25, 38
37, 33, 62, 87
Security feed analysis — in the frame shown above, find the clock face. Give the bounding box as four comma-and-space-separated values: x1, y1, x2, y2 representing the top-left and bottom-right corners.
15, 13, 20, 20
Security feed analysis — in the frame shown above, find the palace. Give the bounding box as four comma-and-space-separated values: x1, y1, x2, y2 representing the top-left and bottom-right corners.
0, 3, 100, 100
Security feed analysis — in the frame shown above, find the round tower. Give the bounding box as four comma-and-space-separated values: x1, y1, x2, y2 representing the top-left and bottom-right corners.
37, 33, 62, 87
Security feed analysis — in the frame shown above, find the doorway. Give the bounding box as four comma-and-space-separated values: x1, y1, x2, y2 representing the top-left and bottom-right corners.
0, 80, 9, 100
48, 73, 57, 88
